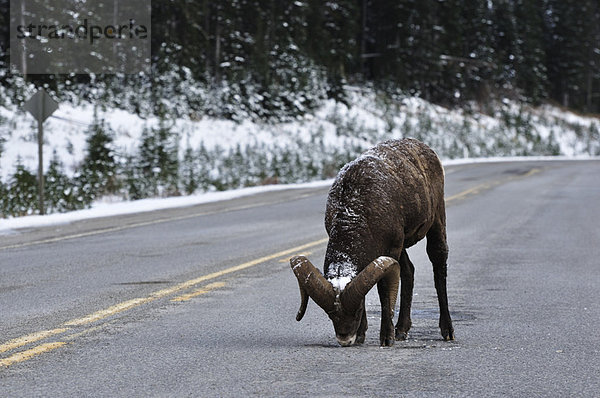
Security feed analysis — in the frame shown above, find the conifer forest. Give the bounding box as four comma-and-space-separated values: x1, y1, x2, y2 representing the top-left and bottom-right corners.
0, 1, 599, 217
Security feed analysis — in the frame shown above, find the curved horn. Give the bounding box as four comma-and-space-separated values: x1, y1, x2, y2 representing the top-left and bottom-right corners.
290, 255, 336, 321
340, 256, 399, 313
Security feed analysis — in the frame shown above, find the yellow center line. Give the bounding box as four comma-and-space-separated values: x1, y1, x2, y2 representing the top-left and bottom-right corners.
0, 328, 69, 354
0, 237, 330, 366
523, 168, 541, 178
0, 342, 67, 367
0, 169, 542, 252
74, 238, 326, 323
64, 297, 154, 326
63, 325, 107, 342
0, 168, 542, 366
171, 282, 227, 302
149, 238, 328, 300
445, 183, 491, 202
445, 168, 541, 203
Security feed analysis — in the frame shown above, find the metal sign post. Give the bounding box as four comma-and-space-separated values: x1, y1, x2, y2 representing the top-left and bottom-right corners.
23, 89, 59, 215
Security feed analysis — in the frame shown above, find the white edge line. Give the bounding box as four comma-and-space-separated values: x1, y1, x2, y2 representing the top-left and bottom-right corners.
442, 155, 600, 167
0, 179, 335, 234
1, 155, 599, 234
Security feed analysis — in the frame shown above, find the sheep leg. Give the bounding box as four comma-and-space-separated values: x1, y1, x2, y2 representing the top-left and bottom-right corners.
395, 249, 414, 340
426, 218, 454, 341
377, 262, 400, 346
355, 299, 368, 345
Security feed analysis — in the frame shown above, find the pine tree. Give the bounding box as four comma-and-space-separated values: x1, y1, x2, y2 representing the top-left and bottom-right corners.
0, 0, 11, 82
78, 112, 118, 203
45, 151, 83, 213
137, 118, 179, 197
123, 154, 145, 201
491, 0, 520, 96
196, 142, 215, 191
6, 159, 38, 217
180, 145, 199, 195
436, 0, 496, 105
303, 0, 358, 102
545, 0, 600, 111
0, 0, 7, 60
513, 0, 548, 103
0, 179, 7, 218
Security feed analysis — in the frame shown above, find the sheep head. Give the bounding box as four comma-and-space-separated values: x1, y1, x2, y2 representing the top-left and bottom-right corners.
290, 255, 399, 346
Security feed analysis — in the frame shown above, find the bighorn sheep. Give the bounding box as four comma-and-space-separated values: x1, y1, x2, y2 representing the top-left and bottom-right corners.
290, 138, 454, 346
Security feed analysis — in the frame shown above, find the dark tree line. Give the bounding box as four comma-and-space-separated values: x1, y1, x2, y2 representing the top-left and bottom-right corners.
1, 1, 600, 114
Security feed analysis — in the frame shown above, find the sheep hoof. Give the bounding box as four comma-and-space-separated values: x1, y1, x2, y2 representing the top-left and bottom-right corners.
395, 318, 411, 341
441, 327, 455, 341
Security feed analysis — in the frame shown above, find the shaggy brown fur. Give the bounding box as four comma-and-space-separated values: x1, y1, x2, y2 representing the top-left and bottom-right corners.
291, 138, 454, 346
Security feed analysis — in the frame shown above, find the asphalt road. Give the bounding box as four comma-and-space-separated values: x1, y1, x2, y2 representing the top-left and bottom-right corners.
1, 160, 599, 397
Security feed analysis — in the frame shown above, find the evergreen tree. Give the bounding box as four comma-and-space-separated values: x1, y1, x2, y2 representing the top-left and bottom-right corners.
513, 0, 548, 103
6, 159, 38, 217
180, 145, 199, 195
436, 0, 496, 105
78, 112, 118, 202
196, 142, 215, 190
137, 118, 179, 197
0, 0, 10, 79
545, 0, 600, 111
45, 151, 84, 213
304, 0, 358, 102
3, 0, 600, 115
123, 154, 145, 201
0, 179, 7, 218
491, 0, 520, 96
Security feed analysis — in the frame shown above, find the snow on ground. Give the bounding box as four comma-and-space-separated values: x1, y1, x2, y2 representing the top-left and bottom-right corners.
441, 155, 598, 166
2, 89, 600, 181
2, 155, 598, 235
0, 178, 334, 234
2, 87, 600, 226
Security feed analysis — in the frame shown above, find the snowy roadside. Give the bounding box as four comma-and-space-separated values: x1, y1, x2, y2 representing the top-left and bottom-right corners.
3, 88, 600, 222
3, 90, 600, 182
0, 179, 334, 234
441, 154, 599, 166
1, 155, 598, 234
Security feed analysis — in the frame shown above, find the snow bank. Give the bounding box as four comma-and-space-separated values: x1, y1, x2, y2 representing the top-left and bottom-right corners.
1, 153, 598, 234
0, 178, 333, 234
2, 89, 600, 181
441, 155, 600, 166
2, 87, 600, 224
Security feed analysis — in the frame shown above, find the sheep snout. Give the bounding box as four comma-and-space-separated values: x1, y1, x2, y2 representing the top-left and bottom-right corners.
336, 334, 357, 347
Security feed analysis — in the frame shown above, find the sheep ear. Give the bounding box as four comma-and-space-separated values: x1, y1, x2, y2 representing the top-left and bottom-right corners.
290, 256, 336, 320
340, 256, 399, 313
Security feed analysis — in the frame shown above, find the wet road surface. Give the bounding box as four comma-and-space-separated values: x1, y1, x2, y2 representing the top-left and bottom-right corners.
1, 160, 599, 397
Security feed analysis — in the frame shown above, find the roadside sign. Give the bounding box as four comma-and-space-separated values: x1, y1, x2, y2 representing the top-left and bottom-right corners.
23, 89, 59, 123
23, 89, 59, 215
